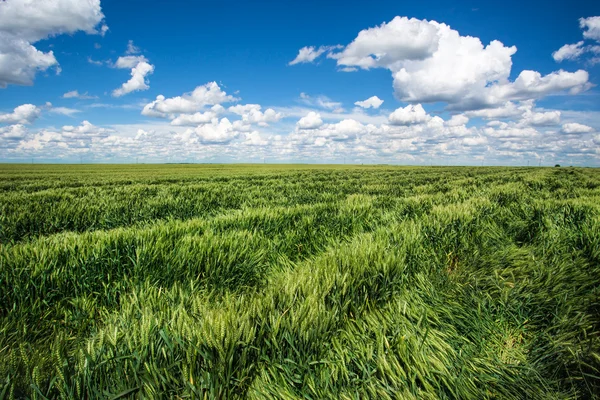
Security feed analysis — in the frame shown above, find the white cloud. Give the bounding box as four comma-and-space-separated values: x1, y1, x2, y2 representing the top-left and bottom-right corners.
462, 136, 487, 146
243, 131, 271, 147
328, 17, 440, 69
6, 108, 599, 165
110, 54, 155, 97
580, 16, 600, 41
299, 93, 344, 112
297, 111, 324, 129
445, 114, 469, 127
289, 45, 340, 65
0, 104, 41, 124
228, 104, 261, 115
126, 40, 141, 55
389, 104, 431, 125
552, 17, 600, 64
0, 124, 28, 140
48, 107, 81, 117
561, 122, 594, 134
112, 61, 155, 97
0, 34, 58, 87
0, 0, 106, 88
483, 69, 590, 104
329, 17, 517, 107
0, 0, 106, 42
553, 41, 586, 62
185, 118, 242, 144
87, 56, 104, 66
483, 123, 540, 139
274, 105, 388, 126
465, 101, 524, 119
295, 118, 367, 142
468, 100, 561, 128
61, 120, 112, 138
302, 16, 591, 110
135, 129, 151, 140
228, 104, 283, 126
171, 110, 219, 126
87, 101, 147, 110
142, 82, 239, 117
16, 120, 112, 151
62, 90, 98, 99
354, 96, 384, 109
521, 110, 561, 126
331, 119, 366, 137
114, 55, 148, 69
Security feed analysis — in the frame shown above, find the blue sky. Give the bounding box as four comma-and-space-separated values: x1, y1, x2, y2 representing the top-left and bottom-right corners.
1, 0, 600, 165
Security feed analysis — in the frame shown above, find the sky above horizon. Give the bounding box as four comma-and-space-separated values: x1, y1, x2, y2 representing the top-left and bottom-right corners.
1, 0, 600, 165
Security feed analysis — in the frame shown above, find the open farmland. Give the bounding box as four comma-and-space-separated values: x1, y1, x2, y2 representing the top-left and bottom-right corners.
1, 164, 599, 399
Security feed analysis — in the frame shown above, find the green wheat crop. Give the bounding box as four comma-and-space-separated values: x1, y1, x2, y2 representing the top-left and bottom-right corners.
0, 164, 598, 399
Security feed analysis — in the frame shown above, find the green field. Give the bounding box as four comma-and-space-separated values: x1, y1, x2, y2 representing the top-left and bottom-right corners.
1, 164, 599, 399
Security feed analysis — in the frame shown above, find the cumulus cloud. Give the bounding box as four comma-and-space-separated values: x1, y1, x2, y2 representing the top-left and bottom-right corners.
112, 60, 155, 97
0, 104, 41, 124
171, 110, 220, 126
0, 0, 106, 88
462, 136, 487, 146
467, 100, 561, 128
297, 112, 324, 129
62, 90, 98, 99
328, 17, 441, 69
114, 55, 148, 69
294, 16, 590, 110
141, 83, 281, 140
485, 69, 590, 101
355, 96, 384, 109
482, 123, 540, 139
389, 104, 431, 125
184, 118, 242, 144
228, 104, 283, 126
0, 0, 106, 42
561, 122, 594, 134
243, 131, 271, 146
465, 101, 524, 119
16, 120, 112, 152
294, 118, 367, 142
110, 54, 155, 97
326, 119, 366, 138
135, 129, 151, 140
445, 114, 469, 127
0, 35, 58, 87
580, 17, 600, 41
552, 17, 600, 63
142, 82, 239, 117
6, 105, 598, 165
553, 41, 586, 62
61, 120, 112, 138
521, 109, 561, 126
0, 124, 28, 141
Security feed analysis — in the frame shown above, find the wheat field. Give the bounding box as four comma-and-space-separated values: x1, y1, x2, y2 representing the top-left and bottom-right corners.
1, 164, 599, 399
